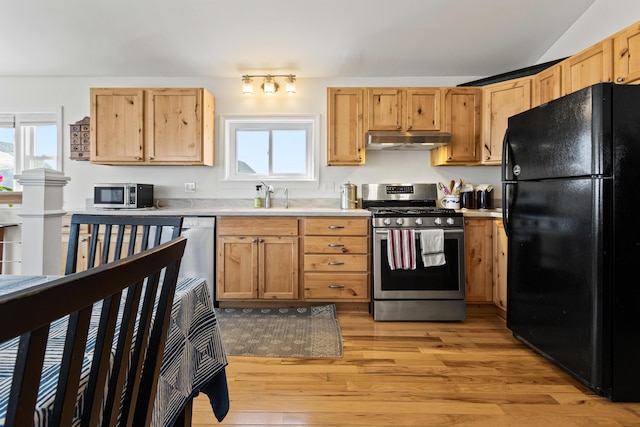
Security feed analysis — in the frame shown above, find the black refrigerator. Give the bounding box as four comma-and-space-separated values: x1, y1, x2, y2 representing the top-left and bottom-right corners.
502, 82, 640, 402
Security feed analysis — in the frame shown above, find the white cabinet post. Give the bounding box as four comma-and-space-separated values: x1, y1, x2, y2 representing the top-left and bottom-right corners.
16, 168, 70, 275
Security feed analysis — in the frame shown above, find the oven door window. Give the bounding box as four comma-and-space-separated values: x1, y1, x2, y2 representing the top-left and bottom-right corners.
374, 230, 464, 298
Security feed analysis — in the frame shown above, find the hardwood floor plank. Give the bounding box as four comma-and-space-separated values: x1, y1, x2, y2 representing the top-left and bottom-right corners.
191, 312, 640, 426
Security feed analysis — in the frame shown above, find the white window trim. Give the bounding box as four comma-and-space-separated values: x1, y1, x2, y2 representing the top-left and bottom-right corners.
222, 114, 319, 183
0, 107, 63, 189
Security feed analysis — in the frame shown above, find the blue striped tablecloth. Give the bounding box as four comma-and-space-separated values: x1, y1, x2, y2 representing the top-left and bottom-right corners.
0, 275, 229, 426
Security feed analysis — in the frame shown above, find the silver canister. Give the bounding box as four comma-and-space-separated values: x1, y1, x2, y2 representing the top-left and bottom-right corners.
340, 182, 358, 209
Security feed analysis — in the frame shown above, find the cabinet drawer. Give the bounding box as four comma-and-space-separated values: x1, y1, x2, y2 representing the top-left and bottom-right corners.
304, 254, 368, 272
303, 218, 369, 236
217, 217, 298, 236
304, 236, 369, 254
304, 273, 369, 299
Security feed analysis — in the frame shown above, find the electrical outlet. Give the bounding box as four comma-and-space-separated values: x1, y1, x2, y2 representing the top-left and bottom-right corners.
321, 182, 335, 193
184, 182, 196, 193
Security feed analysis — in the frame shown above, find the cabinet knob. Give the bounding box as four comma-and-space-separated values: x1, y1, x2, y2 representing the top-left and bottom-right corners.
327, 243, 345, 247
617, 77, 625, 82
327, 261, 345, 266
327, 284, 345, 289
135, 156, 142, 160
396, 125, 401, 130
328, 225, 344, 229
407, 125, 412, 130
149, 156, 154, 160
252, 238, 257, 243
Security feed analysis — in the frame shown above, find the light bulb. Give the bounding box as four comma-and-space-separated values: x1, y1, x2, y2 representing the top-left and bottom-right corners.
285, 76, 296, 95
242, 76, 253, 95
263, 76, 276, 95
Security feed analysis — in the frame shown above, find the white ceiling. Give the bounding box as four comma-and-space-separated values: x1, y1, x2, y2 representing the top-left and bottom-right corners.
2, 0, 596, 79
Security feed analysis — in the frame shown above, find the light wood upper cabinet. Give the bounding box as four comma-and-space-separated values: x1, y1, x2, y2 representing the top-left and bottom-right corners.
90, 87, 214, 165
431, 87, 481, 165
326, 88, 365, 166
532, 63, 562, 107
482, 77, 531, 165
367, 88, 442, 131
561, 39, 613, 96
613, 22, 640, 84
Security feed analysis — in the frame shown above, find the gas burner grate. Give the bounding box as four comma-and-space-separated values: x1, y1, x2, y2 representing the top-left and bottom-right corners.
371, 207, 458, 217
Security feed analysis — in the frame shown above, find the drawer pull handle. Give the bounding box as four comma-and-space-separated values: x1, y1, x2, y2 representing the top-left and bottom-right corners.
327, 284, 345, 289
328, 225, 344, 229
327, 243, 344, 247
328, 261, 345, 266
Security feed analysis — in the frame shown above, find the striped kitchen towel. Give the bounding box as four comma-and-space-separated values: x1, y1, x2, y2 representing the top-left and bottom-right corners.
387, 229, 416, 270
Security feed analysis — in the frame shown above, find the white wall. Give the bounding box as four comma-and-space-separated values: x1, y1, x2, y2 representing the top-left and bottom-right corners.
0, 0, 635, 210
538, 0, 640, 63
0, 75, 501, 210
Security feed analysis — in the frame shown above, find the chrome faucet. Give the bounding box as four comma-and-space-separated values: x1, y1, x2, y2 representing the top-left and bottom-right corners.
261, 181, 274, 208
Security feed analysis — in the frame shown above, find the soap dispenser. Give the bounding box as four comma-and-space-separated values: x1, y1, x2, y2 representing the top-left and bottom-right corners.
254, 185, 263, 208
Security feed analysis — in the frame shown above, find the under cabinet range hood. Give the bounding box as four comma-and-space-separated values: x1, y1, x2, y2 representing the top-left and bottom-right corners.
366, 131, 451, 150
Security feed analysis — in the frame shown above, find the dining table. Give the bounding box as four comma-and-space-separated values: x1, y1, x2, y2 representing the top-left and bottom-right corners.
0, 275, 229, 426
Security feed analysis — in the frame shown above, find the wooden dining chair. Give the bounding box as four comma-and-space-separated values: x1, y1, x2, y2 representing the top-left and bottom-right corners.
64, 214, 184, 275
0, 236, 187, 427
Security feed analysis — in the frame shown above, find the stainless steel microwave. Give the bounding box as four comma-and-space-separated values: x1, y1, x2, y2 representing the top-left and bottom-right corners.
93, 183, 154, 209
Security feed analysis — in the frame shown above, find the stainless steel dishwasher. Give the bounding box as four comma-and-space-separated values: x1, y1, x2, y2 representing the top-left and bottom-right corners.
177, 217, 216, 301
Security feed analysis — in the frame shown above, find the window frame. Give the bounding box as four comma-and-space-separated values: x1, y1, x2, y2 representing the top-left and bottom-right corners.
0, 107, 63, 190
222, 114, 319, 183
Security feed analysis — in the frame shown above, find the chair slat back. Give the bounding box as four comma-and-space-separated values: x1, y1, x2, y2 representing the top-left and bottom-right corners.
65, 214, 184, 275
0, 236, 187, 427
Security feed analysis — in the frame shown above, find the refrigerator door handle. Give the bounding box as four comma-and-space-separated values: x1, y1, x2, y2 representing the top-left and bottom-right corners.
501, 128, 510, 182
502, 182, 510, 237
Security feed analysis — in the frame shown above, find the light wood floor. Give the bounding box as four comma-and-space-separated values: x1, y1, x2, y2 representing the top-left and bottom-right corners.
192, 310, 640, 426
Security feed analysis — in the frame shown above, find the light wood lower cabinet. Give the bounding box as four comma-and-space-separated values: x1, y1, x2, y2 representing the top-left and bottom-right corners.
463, 218, 494, 302
464, 217, 509, 314
216, 217, 299, 300
492, 219, 508, 314
302, 217, 370, 301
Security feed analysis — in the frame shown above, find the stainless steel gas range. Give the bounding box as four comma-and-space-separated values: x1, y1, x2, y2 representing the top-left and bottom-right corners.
362, 183, 466, 321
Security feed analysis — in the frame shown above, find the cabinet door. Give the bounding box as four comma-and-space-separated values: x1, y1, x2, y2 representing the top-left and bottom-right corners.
90, 88, 145, 163
146, 88, 212, 165
367, 88, 402, 130
431, 87, 481, 165
562, 39, 613, 95
216, 236, 258, 299
464, 218, 493, 302
406, 88, 441, 131
532, 64, 562, 107
492, 219, 508, 313
260, 236, 299, 299
482, 77, 531, 165
326, 88, 365, 165
613, 22, 640, 84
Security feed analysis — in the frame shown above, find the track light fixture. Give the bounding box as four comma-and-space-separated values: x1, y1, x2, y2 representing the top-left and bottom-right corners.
241, 74, 296, 95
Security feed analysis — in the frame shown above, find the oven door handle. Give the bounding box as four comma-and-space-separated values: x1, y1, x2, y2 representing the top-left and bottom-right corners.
375, 229, 463, 236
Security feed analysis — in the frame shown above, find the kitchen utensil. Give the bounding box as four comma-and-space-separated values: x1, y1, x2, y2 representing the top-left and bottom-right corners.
438, 182, 450, 195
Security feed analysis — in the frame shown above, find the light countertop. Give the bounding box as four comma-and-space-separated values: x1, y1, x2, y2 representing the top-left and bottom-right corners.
70, 198, 501, 219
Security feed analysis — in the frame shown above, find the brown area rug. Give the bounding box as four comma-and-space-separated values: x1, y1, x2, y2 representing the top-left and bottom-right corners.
214, 304, 343, 358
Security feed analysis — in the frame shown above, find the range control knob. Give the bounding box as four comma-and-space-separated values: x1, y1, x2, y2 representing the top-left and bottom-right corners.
415, 218, 423, 226
383, 218, 391, 226
434, 217, 443, 225
395, 218, 404, 226
446, 217, 455, 226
